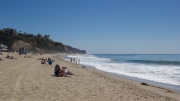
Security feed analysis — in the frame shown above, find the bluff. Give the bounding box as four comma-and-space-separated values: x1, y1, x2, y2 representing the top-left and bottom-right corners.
0, 29, 86, 54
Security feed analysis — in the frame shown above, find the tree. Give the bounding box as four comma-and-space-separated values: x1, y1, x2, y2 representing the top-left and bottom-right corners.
37, 33, 42, 38
44, 35, 47, 39
44, 35, 50, 39
0, 30, 3, 34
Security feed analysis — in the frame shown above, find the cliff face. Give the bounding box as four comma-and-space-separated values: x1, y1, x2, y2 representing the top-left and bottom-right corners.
12, 40, 32, 51
11, 40, 86, 54
66, 45, 86, 54
0, 32, 86, 54
11, 40, 69, 54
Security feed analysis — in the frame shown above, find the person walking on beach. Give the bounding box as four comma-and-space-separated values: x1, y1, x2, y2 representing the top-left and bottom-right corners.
73, 58, 75, 63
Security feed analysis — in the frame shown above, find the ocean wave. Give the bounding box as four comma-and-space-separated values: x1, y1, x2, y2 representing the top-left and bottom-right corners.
65, 54, 180, 86
110, 58, 118, 61
127, 60, 180, 65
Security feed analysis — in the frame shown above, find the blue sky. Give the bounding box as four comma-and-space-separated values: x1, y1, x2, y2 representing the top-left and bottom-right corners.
0, 0, 180, 54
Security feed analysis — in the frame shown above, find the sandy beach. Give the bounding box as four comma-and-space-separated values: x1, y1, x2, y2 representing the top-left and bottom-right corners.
0, 52, 180, 101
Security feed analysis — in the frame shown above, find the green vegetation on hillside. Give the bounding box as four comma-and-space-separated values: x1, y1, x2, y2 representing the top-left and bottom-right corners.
0, 29, 86, 54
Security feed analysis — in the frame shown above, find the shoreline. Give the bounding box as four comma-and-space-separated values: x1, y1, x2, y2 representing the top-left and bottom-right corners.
64, 54, 180, 92
62, 54, 180, 100
0, 52, 179, 101
63, 54, 180, 92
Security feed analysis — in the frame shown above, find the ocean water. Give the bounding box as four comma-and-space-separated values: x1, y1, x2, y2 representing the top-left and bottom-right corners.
64, 54, 180, 91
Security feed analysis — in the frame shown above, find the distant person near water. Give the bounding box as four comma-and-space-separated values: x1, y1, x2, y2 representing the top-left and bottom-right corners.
78, 59, 80, 64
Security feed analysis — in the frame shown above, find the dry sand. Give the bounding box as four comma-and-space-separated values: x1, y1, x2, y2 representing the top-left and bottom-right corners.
0, 52, 180, 101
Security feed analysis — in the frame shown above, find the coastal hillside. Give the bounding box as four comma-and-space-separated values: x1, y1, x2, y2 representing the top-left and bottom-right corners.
0, 28, 86, 54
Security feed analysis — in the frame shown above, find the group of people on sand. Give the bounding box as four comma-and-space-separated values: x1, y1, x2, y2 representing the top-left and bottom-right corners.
0, 52, 20, 61
38, 57, 56, 65
36, 56, 77, 77
70, 58, 80, 64
54, 64, 77, 77
24, 55, 32, 58
6, 53, 17, 59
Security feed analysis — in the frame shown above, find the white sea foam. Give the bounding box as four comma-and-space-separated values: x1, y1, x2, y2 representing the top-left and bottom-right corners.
65, 54, 180, 86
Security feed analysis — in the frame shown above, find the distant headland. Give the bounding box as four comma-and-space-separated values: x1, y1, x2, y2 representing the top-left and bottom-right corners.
0, 28, 86, 54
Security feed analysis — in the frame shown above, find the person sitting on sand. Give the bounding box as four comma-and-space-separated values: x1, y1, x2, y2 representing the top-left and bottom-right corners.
54, 65, 73, 77
10, 56, 17, 59
55, 68, 65, 77
0, 58, 5, 61
6, 53, 10, 58
54, 64, 60, 75
62, 67, 77, 75
24, 55, 32, 58
48, 58, 53, 65
11, 56, 14, 59
41, 59, 46, 64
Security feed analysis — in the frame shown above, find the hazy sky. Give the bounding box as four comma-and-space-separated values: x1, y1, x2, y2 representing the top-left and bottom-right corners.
0, 0, 180, 54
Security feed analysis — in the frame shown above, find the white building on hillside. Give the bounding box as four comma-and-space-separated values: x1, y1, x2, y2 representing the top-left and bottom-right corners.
0, 44, 8, 52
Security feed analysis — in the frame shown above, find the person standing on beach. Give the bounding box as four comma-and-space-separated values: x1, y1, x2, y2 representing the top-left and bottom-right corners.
70, 58, 72, 62
78, 59, 80, 64
76, 59, 78, 64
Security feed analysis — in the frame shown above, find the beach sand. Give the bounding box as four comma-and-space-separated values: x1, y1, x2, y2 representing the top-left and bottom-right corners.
0, 52, 179, 101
